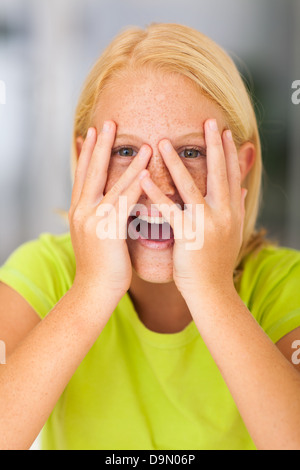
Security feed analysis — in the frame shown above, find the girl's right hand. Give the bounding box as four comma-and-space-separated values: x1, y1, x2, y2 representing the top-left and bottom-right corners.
68, 120, 152, 304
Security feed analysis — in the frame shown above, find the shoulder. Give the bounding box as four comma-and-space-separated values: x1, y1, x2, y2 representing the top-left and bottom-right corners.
2, 232, 74, 280
5, 231, 73, 265
239, 243, 300, 343
0, 232, 75, 319
34, 232, 75, 273
241, 243, 300, 293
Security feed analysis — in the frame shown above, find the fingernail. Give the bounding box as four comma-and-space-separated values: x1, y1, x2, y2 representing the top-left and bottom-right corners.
87, 128, 94, 138
161, 140, 173, 152
208, 119, 218, 131
225, 129, 233, 141
102, 121, 112, 133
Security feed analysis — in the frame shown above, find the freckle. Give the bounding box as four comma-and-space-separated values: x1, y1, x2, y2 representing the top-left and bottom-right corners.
155, 93, 166, 103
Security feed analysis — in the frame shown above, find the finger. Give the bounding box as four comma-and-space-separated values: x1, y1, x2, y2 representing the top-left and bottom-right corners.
139, 173, 182, 231
222, 129, 242, 210
103, 145, 152, 207
97, 169, 151, 241
158, 139, 205, 205
240, 188, 248, 243
117, 170, 149, 226
70, 127, 97, 212
105, 170, 147, 240
205, 119, 230, 206
80, 121, 117, 206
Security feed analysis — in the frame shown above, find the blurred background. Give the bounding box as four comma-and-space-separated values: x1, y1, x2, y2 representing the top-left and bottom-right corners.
0, 0, 300, 266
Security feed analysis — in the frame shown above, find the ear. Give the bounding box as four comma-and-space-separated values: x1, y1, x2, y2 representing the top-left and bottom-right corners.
238, 141, 256, 183
76, 136, 84, 160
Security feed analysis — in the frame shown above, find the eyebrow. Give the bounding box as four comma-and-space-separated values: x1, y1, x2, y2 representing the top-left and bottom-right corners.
115, 132, 204, 141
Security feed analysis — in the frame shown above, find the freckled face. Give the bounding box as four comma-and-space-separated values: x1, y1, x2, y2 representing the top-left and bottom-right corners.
94, 70, 227, 283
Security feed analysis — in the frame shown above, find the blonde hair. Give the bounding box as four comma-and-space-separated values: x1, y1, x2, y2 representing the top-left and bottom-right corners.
70, 22, 270, 281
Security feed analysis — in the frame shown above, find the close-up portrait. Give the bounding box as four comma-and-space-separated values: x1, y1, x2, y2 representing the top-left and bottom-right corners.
0, 0, 300, 452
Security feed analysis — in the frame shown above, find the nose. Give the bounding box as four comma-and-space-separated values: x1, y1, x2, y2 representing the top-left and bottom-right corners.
145, 151, 176, 197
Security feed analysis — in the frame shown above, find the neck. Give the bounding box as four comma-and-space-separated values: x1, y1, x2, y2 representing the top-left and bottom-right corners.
128, 270, 193, 334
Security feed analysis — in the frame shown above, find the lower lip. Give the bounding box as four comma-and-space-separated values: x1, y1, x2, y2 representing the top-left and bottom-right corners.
127, 216, 175, 250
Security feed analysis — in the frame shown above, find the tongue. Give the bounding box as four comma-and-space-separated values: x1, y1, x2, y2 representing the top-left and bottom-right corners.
139, 219, 173, 240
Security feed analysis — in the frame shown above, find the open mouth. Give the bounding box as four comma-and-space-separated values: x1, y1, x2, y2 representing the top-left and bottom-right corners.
128, 215, 174, 241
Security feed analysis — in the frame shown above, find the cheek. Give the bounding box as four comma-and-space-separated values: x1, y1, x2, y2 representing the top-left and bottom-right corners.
187, 164, 207, 197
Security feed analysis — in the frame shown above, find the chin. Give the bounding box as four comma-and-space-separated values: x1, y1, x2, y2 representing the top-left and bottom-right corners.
127, 239, 174, 284
132, 265, 174, 284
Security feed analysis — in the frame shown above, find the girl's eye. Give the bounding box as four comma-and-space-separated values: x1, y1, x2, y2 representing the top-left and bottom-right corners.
113, 147, 137, 157
112, 146, 206, 159
179, 147, 206, 159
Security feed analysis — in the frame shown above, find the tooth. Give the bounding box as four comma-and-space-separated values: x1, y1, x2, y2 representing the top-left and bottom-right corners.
137, 215, 166, 224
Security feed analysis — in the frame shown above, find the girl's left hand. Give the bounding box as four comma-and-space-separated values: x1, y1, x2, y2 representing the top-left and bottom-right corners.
139, 119, 248, 298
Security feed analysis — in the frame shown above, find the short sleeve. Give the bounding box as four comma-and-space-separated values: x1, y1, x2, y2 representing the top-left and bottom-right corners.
0, 232, 75, 320
239, 245, 300, 343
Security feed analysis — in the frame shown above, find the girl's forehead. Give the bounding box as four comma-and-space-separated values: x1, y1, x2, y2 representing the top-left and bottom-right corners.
95, 72, 226, 132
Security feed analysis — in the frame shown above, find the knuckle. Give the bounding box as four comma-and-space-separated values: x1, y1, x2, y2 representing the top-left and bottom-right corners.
222, 208, 233, 224
71, 206, 85, 226
109, 181, 122, 196
69, 206, 97, 237
215, 167, 227, 181
86, 166, 100, 181
183, 180, 198, 196
221, 213, 235, 237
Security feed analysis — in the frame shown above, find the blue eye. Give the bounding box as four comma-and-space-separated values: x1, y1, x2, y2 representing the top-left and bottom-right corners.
179, 147, 206, 159
113, 147, 137, 157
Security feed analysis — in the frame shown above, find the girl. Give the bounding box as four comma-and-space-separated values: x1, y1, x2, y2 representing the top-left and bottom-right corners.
0, 23, 300, 450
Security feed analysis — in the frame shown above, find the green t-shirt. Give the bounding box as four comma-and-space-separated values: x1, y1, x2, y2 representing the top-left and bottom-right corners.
0, 232, 300, 450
